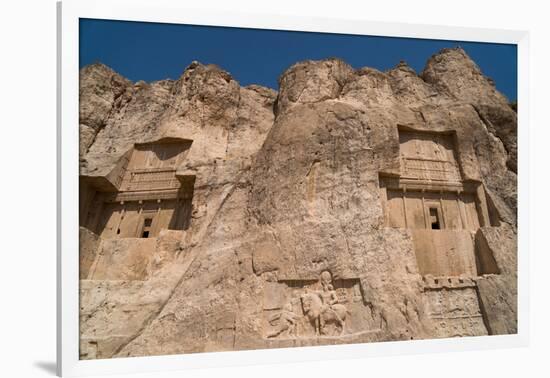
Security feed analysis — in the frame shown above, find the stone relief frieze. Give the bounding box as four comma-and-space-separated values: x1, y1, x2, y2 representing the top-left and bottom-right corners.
262, 271, 376, 339
423, 284, 488, 338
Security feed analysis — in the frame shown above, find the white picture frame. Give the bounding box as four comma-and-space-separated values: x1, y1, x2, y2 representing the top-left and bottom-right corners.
57, 0, 530, 376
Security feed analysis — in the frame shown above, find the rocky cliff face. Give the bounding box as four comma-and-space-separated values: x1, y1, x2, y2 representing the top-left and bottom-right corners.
79, 48, 517, 359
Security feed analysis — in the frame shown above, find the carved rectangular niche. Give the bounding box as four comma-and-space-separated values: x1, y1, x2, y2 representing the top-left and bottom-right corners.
88, 198, 192, 239
380, 185, 487, 277
399, 129, 462, 183
385, 190, 481, 231
377, 128, 498, 278
261, 272, 377, 341
119, 141, 191, 192
80, 138, 195, 238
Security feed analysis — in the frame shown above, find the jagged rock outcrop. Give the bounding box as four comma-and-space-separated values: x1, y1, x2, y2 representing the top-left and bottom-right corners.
79, 63, 132, 156
421, 48, 518, 173
79, 48, 517, 359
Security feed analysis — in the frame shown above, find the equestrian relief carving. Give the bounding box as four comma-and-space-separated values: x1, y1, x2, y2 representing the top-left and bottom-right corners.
264, 271, 371, 339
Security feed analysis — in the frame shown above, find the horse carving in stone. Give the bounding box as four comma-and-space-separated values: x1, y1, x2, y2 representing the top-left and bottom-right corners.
300, 291, 348, 336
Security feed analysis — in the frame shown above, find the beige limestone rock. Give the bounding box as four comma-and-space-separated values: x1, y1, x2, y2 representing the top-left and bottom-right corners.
421, 48, 518, 172
79, 63, 132, 156
79, 48, 517, 359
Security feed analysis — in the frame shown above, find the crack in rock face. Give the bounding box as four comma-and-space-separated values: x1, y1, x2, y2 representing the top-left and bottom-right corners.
78, 48, 517, 359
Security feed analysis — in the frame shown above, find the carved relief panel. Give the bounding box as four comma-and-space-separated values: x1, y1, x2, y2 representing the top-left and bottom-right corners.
423, 278, 488, 337
120, 141, 191, 192
262, 272, 376, 340
399, 130, 461, 182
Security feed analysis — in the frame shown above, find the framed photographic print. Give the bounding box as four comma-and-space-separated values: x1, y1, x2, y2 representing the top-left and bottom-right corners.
57, 0, 529, 376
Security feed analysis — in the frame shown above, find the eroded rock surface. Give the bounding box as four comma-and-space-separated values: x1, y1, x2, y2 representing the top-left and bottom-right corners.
79, 48, 517, 359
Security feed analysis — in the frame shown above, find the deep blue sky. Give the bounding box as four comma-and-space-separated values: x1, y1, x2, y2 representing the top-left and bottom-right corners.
80, 19, 517, 101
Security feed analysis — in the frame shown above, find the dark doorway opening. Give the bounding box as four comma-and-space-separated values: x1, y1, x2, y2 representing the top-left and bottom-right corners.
429, 208, 440, 230
141, 218, 153, 238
